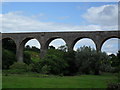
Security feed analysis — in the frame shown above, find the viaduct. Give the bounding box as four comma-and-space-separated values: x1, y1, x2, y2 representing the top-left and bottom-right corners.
1, 31, 120, 62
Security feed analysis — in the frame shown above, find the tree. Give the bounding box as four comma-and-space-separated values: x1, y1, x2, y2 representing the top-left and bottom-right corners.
57, 45, 68, 52
40, 49, 68, 75
108, 51, 120, 73
63, 51, 78, 75
75, 46, 93, 74
2, 38, 16, 54
75, 46, 109, 75
23, 51, 32, 65
48, 45, 55, 49
2, 48, 17, 69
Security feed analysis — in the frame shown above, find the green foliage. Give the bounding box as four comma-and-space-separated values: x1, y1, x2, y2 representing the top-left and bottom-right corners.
2, 48, 17, 69
41, 65, 50, 74
63, 51, 78, 75
109, 51, 120, 73
24, 45, 40, 53
48, 45, 55, 49
28, 62, 42, 73
107, 83, 120, 90
2, 38, 16, 69
2, 38, 16, 54
9, 62, 29, 74
40, 49, 68, 75
75, 46, 109, 75
24, 50, 40, 63
23, 51, 32, 65
57, 44, 68, 52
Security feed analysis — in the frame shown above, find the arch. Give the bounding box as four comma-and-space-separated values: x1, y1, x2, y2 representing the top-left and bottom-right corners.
2, 37, 17, 46
101, 37, 120, 55
25, 39, 41, 49
100, 36, 120, 50
72, 37, 97, 51
44, 36, 67, 49
2, 37, 17, 53
17, 37, 41, 62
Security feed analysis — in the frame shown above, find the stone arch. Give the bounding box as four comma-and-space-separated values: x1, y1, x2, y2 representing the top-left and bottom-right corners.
17, 37, 41, 62
72, 37, 97, 51
2, 37, 17, 46
101, 37, 120, 54
44, 36, 67, 50
2, 37, 17, 53
100, 36, 120, 51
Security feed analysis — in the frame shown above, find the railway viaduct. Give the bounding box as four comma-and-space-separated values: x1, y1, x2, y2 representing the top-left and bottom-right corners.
1, 31, 120, 62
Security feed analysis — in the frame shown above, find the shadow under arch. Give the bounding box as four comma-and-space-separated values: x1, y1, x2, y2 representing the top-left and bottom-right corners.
2, 37, 17, 54
72, 37, 97, 51
2, 37, 17, 69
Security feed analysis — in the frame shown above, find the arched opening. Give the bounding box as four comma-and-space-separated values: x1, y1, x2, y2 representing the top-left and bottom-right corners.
23, 39, 41, 64
2, 38, 17, 69
48, 38, 67, 51
73, 38, 96, 51
101, 38, 120, 55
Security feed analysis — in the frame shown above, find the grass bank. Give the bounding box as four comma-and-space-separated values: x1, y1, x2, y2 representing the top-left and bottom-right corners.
2, 73, 117, 88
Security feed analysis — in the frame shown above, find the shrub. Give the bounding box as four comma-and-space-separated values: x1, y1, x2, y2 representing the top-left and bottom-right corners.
23, 51, 32, 65
41, 65, 50, 74
40, 49, 68, 75
29, 62, 42, 73
107, 83, 120, 90
2, 48, 17, 69
9, 62, 29, 74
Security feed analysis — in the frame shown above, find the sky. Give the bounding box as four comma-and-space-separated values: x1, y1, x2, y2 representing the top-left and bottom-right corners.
1, 2, 119, 55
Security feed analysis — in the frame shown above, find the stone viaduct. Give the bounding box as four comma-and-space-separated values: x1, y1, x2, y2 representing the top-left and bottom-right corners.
1, 31, 120, 62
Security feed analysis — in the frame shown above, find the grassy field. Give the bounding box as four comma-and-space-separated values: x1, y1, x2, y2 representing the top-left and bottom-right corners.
2, 73, 117, 88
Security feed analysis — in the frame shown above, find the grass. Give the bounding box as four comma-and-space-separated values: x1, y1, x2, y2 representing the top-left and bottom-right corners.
2, 73, 117, 88
0, 71, 2, 89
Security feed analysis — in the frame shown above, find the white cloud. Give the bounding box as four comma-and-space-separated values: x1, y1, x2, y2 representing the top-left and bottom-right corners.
1, 8, 118, 33
83, 4, 118, 28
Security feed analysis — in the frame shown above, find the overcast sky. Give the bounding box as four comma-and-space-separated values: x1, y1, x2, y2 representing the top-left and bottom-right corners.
1, 2, 119, 55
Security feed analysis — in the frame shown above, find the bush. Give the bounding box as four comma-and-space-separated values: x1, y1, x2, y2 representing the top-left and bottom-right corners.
9, 62, 29, 74
63, 51, 78, 75
107, 83, 120, 90
29, 62, 42, 73
2, 48, 17, 69
75, 46, 109, 75
40, 49, 68, 75
23, 51, 32, 65
41, 65, 50, 74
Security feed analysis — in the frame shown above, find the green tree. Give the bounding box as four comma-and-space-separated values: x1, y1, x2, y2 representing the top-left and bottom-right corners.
40, 49, 68, 75
63, 51, 78, 75
57, 44, 68, 52
75, 46, 109, 75
2, 48, 17, 69
108, 51, 120, 73
23, 51, 32, 65
2, 38, 16, 54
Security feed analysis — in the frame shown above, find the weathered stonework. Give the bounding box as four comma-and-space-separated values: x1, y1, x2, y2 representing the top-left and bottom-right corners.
1, 31, 120, 62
